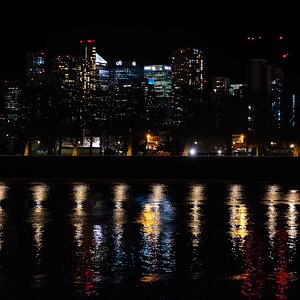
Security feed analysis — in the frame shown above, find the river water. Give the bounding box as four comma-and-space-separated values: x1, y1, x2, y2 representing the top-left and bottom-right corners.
0, 179, 299, 299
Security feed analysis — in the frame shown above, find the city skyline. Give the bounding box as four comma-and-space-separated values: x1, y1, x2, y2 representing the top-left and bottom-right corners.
1, 19, 299, 92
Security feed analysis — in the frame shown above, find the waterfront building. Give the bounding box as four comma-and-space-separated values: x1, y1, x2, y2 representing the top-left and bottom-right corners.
143, 65, 172, 131
171, 47, 207, 133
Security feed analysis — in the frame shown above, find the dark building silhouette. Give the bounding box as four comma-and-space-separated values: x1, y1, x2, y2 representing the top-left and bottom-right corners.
27, 52, 48, 87
212, 77, 230, 129
80, 40, 97, 92
143, 65, 172, 131
246, 59, 284, 143
109, 60, 146, 149
171, 47, 207, 144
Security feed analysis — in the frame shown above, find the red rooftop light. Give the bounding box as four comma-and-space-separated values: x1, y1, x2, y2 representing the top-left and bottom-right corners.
80, 39, 95, 43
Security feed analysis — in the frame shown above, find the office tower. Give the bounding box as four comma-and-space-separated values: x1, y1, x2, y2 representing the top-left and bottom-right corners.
27, 52, 47, 87
143, 65, 172, 130
96, 53, 109, 91
289, 94, 299, 130
247, 59, 284, 135
171, 47, 206, 134
229, 83, 248, 133
4, 80, 23, 124
270, 67, 284, 130
94, 52, 110, 124
212, 77, 230, 128
110, 60, 143, 122
52, 55, 83, 125
80, 39, 97, 92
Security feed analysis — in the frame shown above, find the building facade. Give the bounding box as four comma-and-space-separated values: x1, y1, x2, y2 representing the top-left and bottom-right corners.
171, 47, 206, 135
143, 65, 172, 130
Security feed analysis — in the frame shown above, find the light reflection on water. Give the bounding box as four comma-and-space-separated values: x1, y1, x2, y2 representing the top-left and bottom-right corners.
71, 183, 97, 297
188, 184, 205, 241
112, 184, 128, 272
265, 186, 299, 299
72, 183, 89, 247
0, 181, 300, 299
138, 184, 175, 280
226, 183, 300, 299
227, 184, 249, 258
0, 182, 8, 250
29, 184, 49, 259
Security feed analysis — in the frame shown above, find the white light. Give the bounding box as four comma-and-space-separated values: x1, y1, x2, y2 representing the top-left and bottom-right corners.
189, 148, 196, 156
132, 61, 136, 66
116, 60, 122, 66
218, 150, 222, 154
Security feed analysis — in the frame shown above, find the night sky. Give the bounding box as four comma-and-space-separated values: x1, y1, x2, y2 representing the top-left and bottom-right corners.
1, 4, 298, 92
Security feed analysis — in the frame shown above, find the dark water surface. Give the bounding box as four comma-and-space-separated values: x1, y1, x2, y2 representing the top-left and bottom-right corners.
0, 179, 300, 299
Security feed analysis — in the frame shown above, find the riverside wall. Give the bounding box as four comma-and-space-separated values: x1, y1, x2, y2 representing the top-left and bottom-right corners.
0, 155, 299, 182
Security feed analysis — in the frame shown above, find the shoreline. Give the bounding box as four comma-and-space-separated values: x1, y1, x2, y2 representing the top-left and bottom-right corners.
0, 155, 299, 181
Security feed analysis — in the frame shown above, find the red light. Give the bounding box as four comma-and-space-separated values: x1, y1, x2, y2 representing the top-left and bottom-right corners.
282, 53, 289, 59
247, 36, 251, 40
80, 39, 95, 43
279, 36, 284, 40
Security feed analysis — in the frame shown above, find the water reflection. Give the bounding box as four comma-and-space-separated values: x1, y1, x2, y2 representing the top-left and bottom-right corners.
265, 184, 281, 259
0, 182, 8, 201
264, 185, 299, 299
0, 182, 8, 250
138, 184, 175, 281
71, 183, 96, 296
227, 184, 266, 298
72, 183, 89, 248
269, 187, 299, 299
228, 184, 249, 258
185, 183, 205, 277
239, 236, 265, 299
1, 180, 300, 299
265, 186, 299, 256
28, 183, 49, 261
284, 189, 299, 255
188, 184, 205, 243
112, 184, 128, 271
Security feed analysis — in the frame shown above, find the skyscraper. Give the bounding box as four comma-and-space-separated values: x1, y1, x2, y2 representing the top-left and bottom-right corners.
171, 47, 206, 135
52, 54, 83, 126
109, 60, 145, 143
212, 77, 230, 128
110, 60, 143, 121
27, 52, 47, 87
229, 83, 248, 133
143, 65, 172, 130
4, 80, 23, 124
96, 53, 109, 91
80, 39, 97, 92
246, 58, 286, 155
